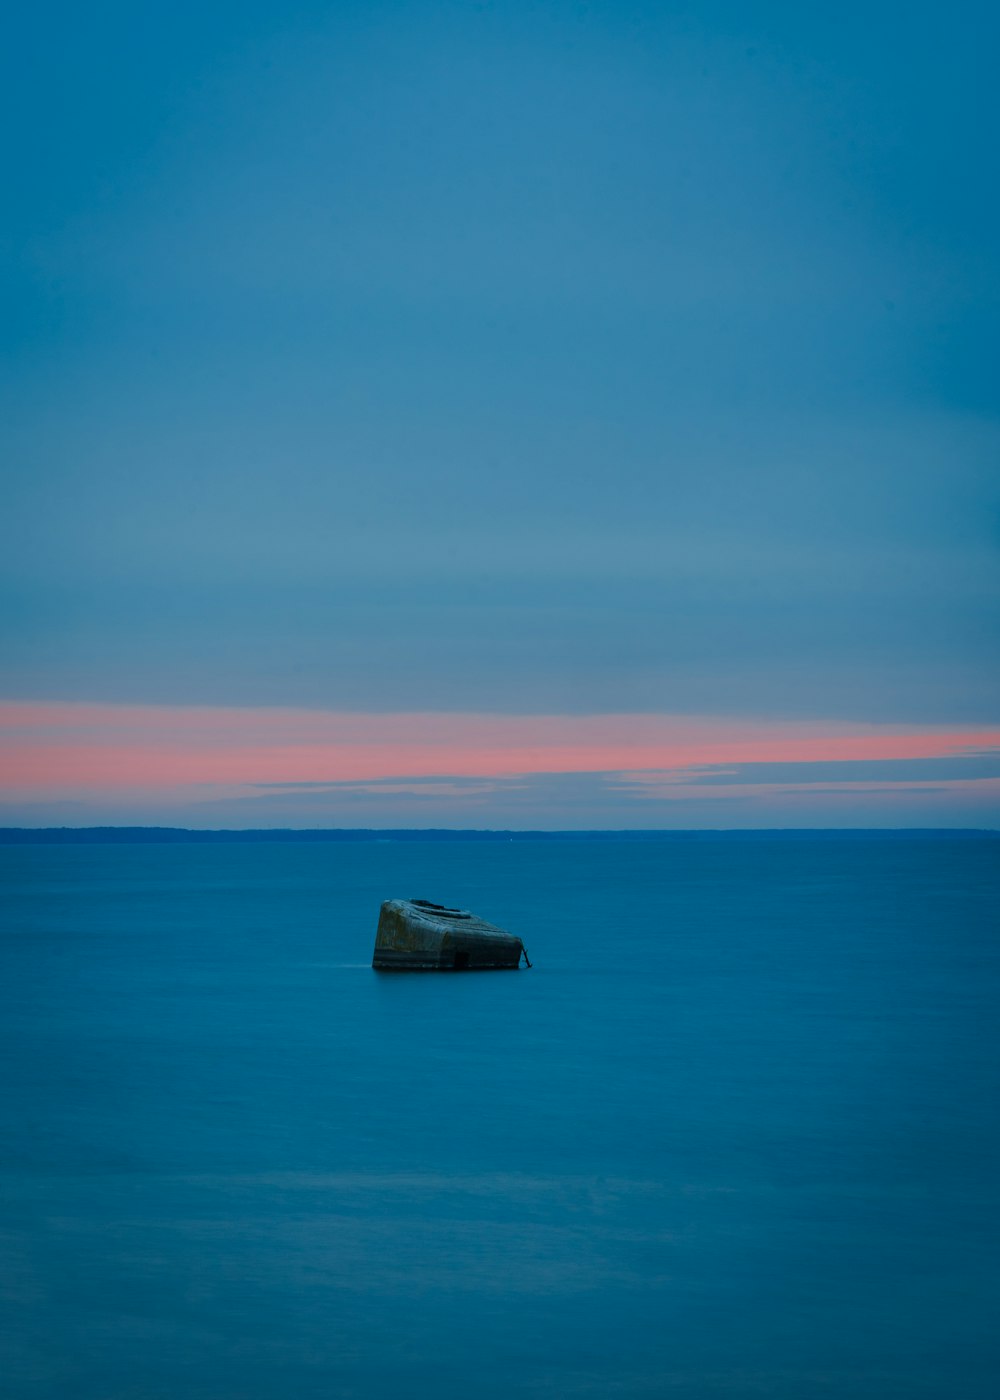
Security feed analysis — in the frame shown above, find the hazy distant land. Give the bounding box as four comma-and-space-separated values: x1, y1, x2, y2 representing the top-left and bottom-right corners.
0, 827, 995, 844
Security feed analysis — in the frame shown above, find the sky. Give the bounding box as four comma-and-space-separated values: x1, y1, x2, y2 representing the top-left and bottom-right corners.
1, 0, 997, 828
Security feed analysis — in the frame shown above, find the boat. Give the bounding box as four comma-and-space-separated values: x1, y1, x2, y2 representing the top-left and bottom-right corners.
372, 898, 530, 971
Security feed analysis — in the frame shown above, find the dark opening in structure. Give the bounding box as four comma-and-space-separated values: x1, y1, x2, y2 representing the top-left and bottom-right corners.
453, 950, 470, 970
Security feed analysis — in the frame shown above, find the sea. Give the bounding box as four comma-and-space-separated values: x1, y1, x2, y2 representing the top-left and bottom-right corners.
1, 834, 998, 1399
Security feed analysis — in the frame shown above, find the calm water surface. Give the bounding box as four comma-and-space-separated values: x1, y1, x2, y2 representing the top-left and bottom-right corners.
1, 838, 998, 1398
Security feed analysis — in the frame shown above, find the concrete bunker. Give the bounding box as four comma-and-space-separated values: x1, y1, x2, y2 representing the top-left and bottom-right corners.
372, 898, 530, 971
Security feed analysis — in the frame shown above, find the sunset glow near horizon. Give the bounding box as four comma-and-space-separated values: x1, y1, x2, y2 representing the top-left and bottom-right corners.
2, 702, 997, 828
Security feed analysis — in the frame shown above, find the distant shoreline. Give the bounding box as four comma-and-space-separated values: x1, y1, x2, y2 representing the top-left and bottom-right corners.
0, 827, 996, 844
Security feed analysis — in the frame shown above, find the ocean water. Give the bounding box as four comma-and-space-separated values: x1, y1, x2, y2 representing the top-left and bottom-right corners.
1, 836, 998, 1399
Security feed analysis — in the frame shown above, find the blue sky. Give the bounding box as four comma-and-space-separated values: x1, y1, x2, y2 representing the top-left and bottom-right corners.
1, 1, 997, 825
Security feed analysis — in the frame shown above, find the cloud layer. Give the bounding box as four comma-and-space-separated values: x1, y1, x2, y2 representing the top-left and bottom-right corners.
2, 702, 997, 828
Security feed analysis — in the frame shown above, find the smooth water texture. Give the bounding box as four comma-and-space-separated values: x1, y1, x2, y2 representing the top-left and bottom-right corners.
1, 838, 998, 1398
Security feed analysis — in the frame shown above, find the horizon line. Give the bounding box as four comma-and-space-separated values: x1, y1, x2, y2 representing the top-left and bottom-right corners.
1, 825, 997, 844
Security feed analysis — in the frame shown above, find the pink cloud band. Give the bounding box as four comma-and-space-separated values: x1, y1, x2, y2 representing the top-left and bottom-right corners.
1, 701, 997, 799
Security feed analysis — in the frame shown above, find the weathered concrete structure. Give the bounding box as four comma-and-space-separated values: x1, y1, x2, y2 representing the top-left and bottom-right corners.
372, 898, 529, 971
